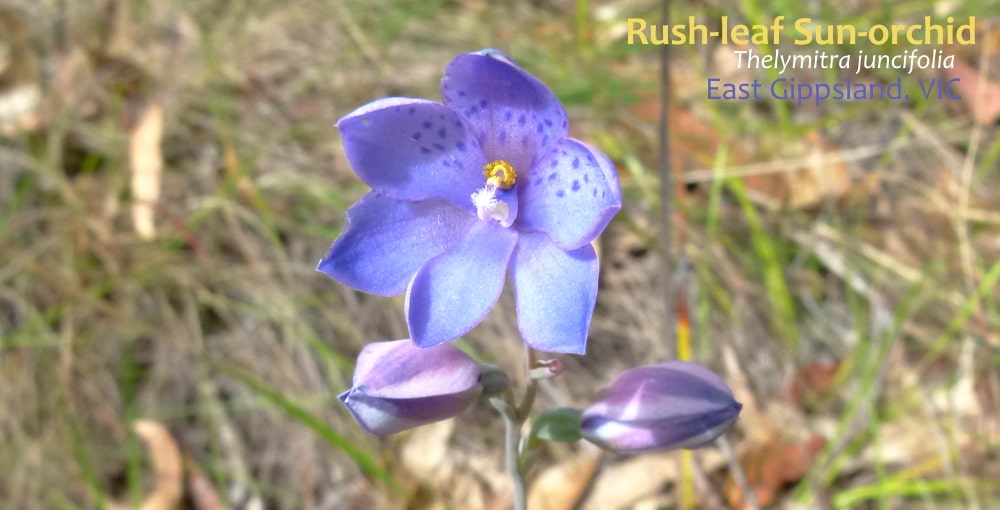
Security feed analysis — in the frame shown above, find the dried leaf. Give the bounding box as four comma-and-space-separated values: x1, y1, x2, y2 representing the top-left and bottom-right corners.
944, 59, 1000, 126
130, 104, 164, 239
527, 450, 601, 510
583, 449, 726, 510
726, 434, 825, 509
107, 420, 184, 510
745, 130, 852, 210
785, 361, 842, 407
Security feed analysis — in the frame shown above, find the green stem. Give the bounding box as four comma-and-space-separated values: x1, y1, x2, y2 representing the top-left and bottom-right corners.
506, 409, 527, 510
490, 345, 543, 510
490, 396, 526, 510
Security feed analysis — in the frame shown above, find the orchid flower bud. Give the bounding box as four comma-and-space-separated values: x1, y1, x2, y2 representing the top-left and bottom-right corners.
580, 361, 742, 454
339, 339, 483, 436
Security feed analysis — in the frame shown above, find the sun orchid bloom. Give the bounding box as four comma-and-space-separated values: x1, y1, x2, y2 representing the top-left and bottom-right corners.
580, 361, 742, 453
318, 49, 621, 354
339, 339, 483, 436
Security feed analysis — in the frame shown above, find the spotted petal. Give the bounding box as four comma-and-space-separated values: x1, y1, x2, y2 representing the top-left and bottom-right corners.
516, 138, 621, 250
317, 193, 475, 296
442, 50, 568, 172
405, 221, 518, 347
510, 232, 598, 354
337, 98, 487, 212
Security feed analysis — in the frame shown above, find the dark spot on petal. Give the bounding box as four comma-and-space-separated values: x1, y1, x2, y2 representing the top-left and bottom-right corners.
572, 158, 580, 169
533, 178, 542, 186
536, 124, 544, 134
455, 120, 463, 128
556, 189, 566, 198
443, 83, 450, 90
412, 132, 422, 140
423, 121, 433, 129
587, 154, 597, 165
439, 114, 445, 120
442, 159, 452, 167
458, 90, 466, 97
544, 118, 553, 127
548, 172, 558, 181
498, 130, 507, 142
420, 147, 432, 154
592, 188, 598, 197
408, 107, 416, 115
550, 159, 558, 168
583, 173, 590, 183
572, 180, 580, 191
504, 111, 513, 121
438, 127, 447, 138
521, 135, 530, 147
518, 115, 527, 126
479, 100, 488, 108
542, 135, 549, 146
562, 119, 568, 129
433, 143, 446, 152
456, 141, 466, 151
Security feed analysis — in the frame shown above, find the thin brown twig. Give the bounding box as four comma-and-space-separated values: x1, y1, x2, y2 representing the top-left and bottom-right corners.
659, 0, 676, 356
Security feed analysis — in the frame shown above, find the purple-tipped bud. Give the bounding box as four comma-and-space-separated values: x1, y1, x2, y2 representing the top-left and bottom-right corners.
580, 361, 742, 454
339, 339, 483, 436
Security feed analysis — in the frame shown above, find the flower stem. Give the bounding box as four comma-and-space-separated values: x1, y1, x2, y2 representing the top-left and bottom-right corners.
490, 345, 543, 510
505, 406, 527, 510
490, 396, 526, 510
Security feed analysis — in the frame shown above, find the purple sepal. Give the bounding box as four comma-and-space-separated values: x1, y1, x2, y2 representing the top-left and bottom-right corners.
339, 339, 483, 436
580, 361, 742, 453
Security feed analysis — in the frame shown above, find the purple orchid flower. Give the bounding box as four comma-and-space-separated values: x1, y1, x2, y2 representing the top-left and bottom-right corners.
580, 361, 742, 453
340, 339, 483, 436
317, 49, 621, 354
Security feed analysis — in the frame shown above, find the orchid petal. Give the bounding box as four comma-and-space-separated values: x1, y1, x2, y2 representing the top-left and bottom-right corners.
516, 138, 621, 250
510, 232, 597, 354
317, 194, 474, 296
442, 50, 568, 172
337, 98, 486, 212
405, 221, 518, 347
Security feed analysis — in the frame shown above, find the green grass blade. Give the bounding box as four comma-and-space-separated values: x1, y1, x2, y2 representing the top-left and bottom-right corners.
218, 363, 401, 492
725, 178, 800, 348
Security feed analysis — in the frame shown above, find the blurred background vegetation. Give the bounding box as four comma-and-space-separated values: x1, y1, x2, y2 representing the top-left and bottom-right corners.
1, 0, 998, 508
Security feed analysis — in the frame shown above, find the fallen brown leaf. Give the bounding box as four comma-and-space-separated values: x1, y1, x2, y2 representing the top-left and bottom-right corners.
130, 103, 164, 239
944, 59, 1000, 125
527, 449, 601, 510
726, 434, 825, 509
109, 420, 184, 510
785, 361, 842, 408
